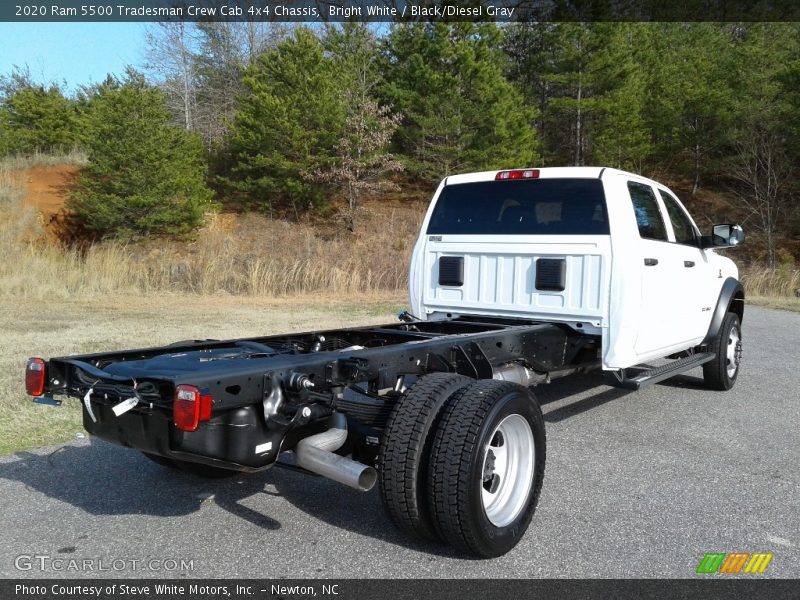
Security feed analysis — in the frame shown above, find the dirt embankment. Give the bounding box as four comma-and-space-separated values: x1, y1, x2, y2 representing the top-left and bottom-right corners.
17, 164, 80, 239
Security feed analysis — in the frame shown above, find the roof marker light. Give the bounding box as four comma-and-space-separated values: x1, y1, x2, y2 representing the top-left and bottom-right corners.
496, 169, 540, 180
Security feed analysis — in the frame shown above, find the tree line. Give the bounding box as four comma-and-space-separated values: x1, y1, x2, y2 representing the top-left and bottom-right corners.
0, 22, 798, 264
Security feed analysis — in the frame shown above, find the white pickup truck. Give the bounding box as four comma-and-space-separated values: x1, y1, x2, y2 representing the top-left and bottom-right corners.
26, 167, 744, 558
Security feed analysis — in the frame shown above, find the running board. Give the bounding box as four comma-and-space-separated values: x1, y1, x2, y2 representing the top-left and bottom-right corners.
605, 352, 715, 390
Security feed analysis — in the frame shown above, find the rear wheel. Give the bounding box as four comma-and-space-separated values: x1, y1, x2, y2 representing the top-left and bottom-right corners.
703, 312, 742, 391
378, 372, 473, 541
428, 380, 546, 557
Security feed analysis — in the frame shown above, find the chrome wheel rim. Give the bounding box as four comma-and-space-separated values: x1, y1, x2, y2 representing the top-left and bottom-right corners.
481, 414, 534, 527
726, 325, 741, 379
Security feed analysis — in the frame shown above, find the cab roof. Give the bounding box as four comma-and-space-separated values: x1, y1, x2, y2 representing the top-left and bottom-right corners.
444, 166, 637, 186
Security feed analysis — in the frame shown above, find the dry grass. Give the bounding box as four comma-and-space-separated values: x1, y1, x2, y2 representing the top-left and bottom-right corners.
739, 263, 800, 300
746, 296, 800, 313
0, 172, 423, 298
0, 294, 404, 455
0, 148, 87, 171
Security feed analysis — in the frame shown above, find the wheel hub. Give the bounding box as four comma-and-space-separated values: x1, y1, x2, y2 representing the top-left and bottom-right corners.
726, 325, 741, 379
480, 414, 534, 527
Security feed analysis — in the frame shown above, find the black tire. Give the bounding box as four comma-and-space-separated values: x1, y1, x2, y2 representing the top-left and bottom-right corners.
703, 311, 742, 391
141, 451, 177, 469
428, 380, 546, 558
378, 372, 473, 541
172, 459, 241, 479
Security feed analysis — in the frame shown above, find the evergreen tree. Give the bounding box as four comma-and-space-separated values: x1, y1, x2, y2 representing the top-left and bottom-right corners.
723, 24, 800, 265
527, 23, 648, 167
381, 23, 537, 183
640, 23, 735, 192
224, 28, 346, 215
67, 71, 213, 240
588, 25, 653, 170
0, 68, 79, 154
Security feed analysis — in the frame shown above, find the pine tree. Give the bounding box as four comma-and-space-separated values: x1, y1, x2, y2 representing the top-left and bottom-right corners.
590, 25, 653, 170
0, 68, 79, 154
224, 28, 346, 215
640, 23, 735, 192
67, 71, 213, 240
381, 23, 537, 183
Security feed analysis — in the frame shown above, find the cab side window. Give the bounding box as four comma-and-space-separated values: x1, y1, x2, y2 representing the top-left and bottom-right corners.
659, 191, 698, 245
627, 182, 667, 241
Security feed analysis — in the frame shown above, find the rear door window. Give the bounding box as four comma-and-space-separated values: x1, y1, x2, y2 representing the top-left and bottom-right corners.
627, 181, 668, 241
426, 178, 609, 235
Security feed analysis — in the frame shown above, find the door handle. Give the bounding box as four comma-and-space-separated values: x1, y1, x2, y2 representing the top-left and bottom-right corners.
644, 258, 659, 266
684, 260, 695, 268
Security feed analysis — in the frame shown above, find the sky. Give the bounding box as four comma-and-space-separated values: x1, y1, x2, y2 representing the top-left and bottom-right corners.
0, 23, 148, 91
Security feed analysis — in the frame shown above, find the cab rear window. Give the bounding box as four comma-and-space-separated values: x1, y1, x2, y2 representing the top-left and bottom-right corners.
426, 178, 609, 235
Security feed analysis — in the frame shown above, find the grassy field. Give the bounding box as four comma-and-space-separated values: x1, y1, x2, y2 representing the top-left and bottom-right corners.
0, 294, 403, 455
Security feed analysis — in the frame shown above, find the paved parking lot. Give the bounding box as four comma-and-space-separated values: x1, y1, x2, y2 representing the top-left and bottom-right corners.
1, 306, 798, 578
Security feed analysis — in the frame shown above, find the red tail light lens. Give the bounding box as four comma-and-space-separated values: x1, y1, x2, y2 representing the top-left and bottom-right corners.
25, 357, 46, 396
496, 169, 540, 180
173, 385, 213, 432
199, 392, 212, 421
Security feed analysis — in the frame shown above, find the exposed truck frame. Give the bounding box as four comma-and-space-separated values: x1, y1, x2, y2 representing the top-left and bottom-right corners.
25, 166, 745, 558
38, 315, 596, 474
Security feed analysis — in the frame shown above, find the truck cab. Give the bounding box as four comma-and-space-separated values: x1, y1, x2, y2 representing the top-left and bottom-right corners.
409, 167, 744, 372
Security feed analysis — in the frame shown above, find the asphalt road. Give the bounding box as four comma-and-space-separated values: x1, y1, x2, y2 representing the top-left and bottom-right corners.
1, 306, 798, 579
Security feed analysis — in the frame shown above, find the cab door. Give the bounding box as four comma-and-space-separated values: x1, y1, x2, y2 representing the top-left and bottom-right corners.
657, 188, 716, 343
626, 180, 687, 357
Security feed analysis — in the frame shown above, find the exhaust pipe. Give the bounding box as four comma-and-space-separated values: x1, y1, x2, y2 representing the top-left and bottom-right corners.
294, 412, 377, 492
493, 362, 546, 387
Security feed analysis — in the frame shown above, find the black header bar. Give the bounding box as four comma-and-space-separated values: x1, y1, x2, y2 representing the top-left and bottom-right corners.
4, 1, 800, 23
5, 579, 800, 600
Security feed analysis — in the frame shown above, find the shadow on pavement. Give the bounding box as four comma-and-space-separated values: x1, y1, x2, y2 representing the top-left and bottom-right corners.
536, 372, 632, 422
0, 371, 647, 559
0, 439, 458, 557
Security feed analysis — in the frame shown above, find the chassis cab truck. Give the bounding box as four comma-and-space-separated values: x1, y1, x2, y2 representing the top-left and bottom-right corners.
25, 167, 745, 557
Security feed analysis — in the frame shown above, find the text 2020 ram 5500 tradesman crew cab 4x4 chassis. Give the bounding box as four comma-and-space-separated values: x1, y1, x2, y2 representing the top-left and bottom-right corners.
25, 167, 745, 557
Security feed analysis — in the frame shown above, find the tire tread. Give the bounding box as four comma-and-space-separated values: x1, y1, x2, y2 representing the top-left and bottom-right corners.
428, 380, 546, 556
378, 372, 472, 540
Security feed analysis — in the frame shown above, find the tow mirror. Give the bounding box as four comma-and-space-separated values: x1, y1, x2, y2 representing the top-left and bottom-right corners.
706, 224, 744, 248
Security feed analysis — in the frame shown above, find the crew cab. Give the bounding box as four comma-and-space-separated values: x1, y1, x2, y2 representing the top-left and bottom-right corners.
25, 167, 745, 558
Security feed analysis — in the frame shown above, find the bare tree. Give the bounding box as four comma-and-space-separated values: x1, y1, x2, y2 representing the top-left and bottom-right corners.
200, 22, 283, 144
308, 97, 404, 232
730, 126, 792, 267
144, 23, 198, 131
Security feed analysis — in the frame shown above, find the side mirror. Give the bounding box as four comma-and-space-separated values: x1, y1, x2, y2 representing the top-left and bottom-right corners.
705, 224, 744, 248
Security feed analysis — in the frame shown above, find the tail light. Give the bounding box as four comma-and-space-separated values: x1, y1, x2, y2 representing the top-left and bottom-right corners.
173, 385, 213, 432
25, 357, 46, 396
496, 169, 539, 180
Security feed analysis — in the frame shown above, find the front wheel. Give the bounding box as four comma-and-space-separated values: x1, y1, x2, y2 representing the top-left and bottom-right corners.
427, 380, 546, 558
703, 312, 742, 391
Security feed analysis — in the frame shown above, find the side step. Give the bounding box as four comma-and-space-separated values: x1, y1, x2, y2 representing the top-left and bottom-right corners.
605, 352, 715, 390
